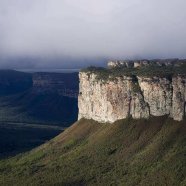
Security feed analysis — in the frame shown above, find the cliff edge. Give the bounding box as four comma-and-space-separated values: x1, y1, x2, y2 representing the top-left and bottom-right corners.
78, 61, 186, 122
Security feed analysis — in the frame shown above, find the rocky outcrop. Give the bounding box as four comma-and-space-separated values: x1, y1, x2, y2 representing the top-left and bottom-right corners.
78, 72, 186, 123
107, 59, 185, 69
138, 77, 173, 116
172, 76, 186, 121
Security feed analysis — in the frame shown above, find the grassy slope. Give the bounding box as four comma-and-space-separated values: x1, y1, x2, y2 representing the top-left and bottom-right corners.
0, 117, 186, 186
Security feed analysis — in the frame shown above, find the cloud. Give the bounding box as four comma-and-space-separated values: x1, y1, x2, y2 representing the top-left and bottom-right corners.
0, 0, 186, 67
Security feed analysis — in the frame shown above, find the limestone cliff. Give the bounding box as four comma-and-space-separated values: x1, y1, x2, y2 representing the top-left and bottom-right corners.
78, 70, 186, 122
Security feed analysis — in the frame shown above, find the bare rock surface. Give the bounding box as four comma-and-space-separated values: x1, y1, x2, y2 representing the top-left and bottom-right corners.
78, 72, 186, 122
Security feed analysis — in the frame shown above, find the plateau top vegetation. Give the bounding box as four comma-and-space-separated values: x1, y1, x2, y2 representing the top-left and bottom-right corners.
81, 59, 186, 81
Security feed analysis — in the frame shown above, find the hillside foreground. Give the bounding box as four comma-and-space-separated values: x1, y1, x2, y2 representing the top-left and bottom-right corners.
0, 117, 185, 186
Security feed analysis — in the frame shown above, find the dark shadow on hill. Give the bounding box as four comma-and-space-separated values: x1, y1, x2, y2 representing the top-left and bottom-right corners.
0, 90, 78, 126
0, 123, 62, 159
0, 70, 33, 95
0, 70, 79, 127
0, 70, 79, 158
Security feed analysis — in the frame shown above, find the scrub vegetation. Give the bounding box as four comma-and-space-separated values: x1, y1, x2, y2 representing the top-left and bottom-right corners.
0, 117, 185, 186
81, 63, 186, 81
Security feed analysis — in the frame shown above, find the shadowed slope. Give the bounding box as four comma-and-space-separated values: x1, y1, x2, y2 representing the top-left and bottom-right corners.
0, 70, 78, 126
0, 117, 185, 186
0, 91, 78, 126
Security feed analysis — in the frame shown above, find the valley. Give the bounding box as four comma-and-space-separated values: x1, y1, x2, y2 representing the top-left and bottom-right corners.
0, 70, 79, 158
0, 62, 185, 185
1, 1, 186, 184
0, 122, 63, 159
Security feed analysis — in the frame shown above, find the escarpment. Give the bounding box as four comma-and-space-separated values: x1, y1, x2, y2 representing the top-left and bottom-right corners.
78, 63, 186, 122
32, 72, 79, 98
172, 76, 186, 121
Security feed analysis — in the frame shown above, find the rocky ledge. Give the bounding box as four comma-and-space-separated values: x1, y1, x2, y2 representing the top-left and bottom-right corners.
78, 63, 186, 123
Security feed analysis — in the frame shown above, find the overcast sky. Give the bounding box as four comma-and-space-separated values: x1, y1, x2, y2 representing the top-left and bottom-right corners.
0, 0, 186, 68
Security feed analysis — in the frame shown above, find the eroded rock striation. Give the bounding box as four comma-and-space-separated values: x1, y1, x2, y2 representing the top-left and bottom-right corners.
78, 69, 186, 122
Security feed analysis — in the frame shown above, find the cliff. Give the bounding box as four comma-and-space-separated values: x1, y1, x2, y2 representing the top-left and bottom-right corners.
32, 72, 79, 98
78, 64, 186, 122
0, 70, 32, 95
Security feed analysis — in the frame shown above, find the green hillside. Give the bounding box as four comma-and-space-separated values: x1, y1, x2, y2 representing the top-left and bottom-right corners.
0, 117, 185, 186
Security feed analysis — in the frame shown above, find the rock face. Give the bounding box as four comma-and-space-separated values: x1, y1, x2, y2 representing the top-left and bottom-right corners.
0, 70, 32, 95
78, 72, 186, 122
172, 76, 186, 121
138, 77, 173, 116
32, 72, 79, 98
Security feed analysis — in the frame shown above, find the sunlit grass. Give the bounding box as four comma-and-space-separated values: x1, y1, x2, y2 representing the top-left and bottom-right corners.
0, 117, 185, 186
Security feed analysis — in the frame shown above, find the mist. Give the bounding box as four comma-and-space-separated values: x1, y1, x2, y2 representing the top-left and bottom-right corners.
0, 0, 186, 68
